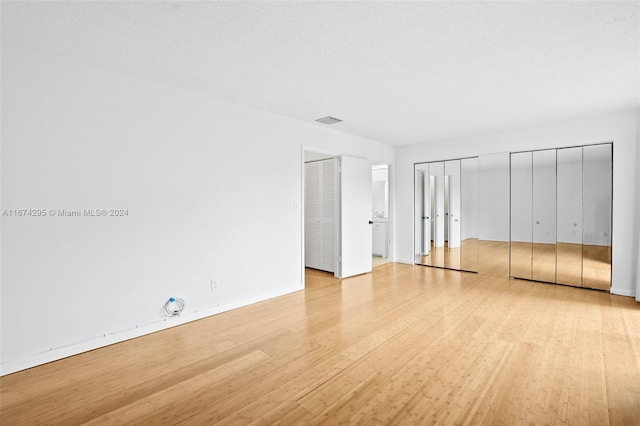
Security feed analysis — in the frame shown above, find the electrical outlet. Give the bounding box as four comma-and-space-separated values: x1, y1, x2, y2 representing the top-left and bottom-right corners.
211, 280, 218, 291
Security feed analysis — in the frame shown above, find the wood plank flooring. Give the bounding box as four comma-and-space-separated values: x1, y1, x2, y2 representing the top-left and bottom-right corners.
2, 263, 639, 425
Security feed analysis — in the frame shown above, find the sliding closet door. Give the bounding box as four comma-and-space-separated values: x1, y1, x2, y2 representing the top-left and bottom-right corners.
582, 144, 612, 290
532, 150, 557, 283
556, 147, 583, 286
510, 152, 533, 280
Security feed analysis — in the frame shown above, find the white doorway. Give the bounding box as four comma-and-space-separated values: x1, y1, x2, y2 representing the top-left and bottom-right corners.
372, 165, 390, 267
302, 149, 373, 284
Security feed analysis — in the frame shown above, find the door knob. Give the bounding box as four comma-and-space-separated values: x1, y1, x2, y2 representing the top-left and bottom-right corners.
536, 220, 540, 224
369, 220, 374, 224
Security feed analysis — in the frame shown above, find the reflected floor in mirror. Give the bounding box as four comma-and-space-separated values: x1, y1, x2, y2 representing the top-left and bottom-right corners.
419, 239, 510, 278
478, 240, 510, 277
510, 242, 611, 291
2, 264, 638, 424
418, 238, 478, 271
419, 242, 458, 269
582, 244, 612, 290
510, 241, 559, 284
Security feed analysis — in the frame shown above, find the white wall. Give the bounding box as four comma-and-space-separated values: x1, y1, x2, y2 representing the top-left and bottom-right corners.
636, 108, 640, 302
0, 42, 394, 374
395, 110, 639, 298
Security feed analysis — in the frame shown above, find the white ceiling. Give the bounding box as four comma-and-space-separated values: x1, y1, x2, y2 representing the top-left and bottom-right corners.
2, 1, 638, 146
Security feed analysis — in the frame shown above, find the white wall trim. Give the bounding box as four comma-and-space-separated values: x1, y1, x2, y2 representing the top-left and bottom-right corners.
611, 287, 637, 298
0, 285, 303, 376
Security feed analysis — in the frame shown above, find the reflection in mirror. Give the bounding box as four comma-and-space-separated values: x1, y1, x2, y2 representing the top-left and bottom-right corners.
582, 144, 612, 290
444, 160, 461, 270
510, 152, 533, 280
532, 150, 557, 283
556, 147, 583, 286
429, 162, 445, 267
414, 164, 428, 264
461, 158, 479, 272
415, 158, 474, 272
478, 153, 510, 277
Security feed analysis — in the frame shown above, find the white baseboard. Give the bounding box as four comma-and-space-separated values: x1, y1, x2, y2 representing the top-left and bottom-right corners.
0, 285, 303, 376
610, 287, 637, 298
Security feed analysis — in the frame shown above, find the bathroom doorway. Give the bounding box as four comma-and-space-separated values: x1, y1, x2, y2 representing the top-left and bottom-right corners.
372, 165, 390, 266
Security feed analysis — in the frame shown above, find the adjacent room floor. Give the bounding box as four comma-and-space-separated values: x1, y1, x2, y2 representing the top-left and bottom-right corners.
1, 263, 639, 424
372, 255, 389, 267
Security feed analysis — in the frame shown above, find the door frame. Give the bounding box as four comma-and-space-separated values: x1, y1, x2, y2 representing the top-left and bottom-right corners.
302, 146, 391, 288
301, 146, 342, 288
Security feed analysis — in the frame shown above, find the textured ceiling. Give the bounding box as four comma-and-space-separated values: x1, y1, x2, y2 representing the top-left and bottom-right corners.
2, 1, 639, 146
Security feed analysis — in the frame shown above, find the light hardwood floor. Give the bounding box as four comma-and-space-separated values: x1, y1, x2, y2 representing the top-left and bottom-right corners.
2, 264, 639, 424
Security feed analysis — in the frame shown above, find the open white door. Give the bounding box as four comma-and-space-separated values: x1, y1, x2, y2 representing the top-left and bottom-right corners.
339, 156, 372, 278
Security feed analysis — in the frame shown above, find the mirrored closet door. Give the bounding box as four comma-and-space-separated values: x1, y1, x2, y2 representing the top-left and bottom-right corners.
414, 158, 479, 272
582, 144, 612, 290
532, 149, 557, 283
510, 152, 533, 280
556, 147, 583, 286
460, 158, 479, 272
509, 143, 612, 290
478, 153, 510, 277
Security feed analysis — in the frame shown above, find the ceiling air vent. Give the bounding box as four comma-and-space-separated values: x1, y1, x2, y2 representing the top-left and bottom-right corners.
315, 116, 343, 125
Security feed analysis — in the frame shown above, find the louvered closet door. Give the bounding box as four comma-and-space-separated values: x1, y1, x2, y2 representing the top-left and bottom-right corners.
320, 159, 336, 272
305, 161, 322, 270
304, 159, 336, 273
